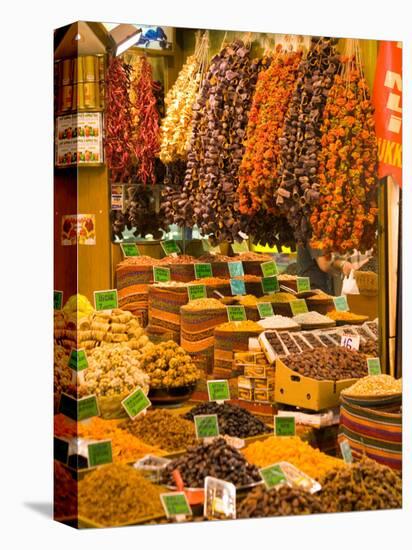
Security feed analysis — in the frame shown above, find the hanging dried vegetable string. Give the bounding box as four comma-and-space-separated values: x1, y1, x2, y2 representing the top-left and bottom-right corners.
310, 39, 378, 253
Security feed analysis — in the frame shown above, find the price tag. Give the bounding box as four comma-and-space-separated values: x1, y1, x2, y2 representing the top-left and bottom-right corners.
340, 439, 353, 464
187, 285, 207, 301
260, 260, 278, 278
153, 266, 171, 283
87, 440, 113, 467
194, 263, 213, 279
122, 387, 151, 420
68, 349, 88, 372
340, 334, 360, 351
94, 289, 118, 311
275, 416, 296, 436
231, 240, 249, 254
207, 380, 230, 402
230, 278, 246, 295
257, 302, 274, 318
290, 299, 309, 316
367, 357, 382, 376
259, 464, 287, 490
296, 277, 311, 292
194, 414, 219, 438
261, 276, 279, 294
228, 261, 244, 278
120, 243, 140, 257
333, 295, 349, 312
54, 290, 63, 311
161, 240, 181, 255
227, 305, 247, 322
54, 436, 69, 464
160, 492, 192, 519
59, 393, 99, 421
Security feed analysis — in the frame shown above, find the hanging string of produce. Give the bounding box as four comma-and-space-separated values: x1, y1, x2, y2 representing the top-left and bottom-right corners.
276, 37, 340, 245
310, 40, 378, 253
182, 38, 260, 244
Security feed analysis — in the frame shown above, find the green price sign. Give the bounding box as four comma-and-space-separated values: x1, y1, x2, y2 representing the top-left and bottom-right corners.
290, 299, 309, 316
231, 240, 249, 254
275, 416, 296, 436
367, 357, 382, 376
257, 302, 274, 318
259, 464, 287, 490
207, 380, 230, 402
194, 414, 219, 438
333, 295, 349, 312
68, 349, 88, 372
228, 261, 244, 278
161, 240, 181, 255
227, 305, 247, 322
260, 260, 278, 278
340, 439, 353, 464
188, 285, 207, 301
153, 266, 171, 283
54, 437, 69, 464
59, 393, 99, 421
54, 290, 63, 311
194, 263, 213, 279
261, 276, 279, 294
161, 492, 192, 518
88, 440, 113, 467
94, 289, 118, 311
120, 243, 140, 257
230, 278, 246, 296
297, 277, 311, 292
122, 387, 151, 419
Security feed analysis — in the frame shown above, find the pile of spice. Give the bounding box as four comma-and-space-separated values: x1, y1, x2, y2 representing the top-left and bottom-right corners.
243, 436, 344, 481
292, 311, 334, 326
198, 253, 233, 262
188, 277, 229, 286
216, 320, 262, 332
159, 255, 197, 264
161, 438, 261, 488
121, 409, 196, 452
319, 458, 402, 512
182, 298, 226, 311
117, 255, 161, 266
54, 461, 77, 518
236, 294, 259, 306
326, 310, 367, 322
258, 292, 295, 303
234, 252, 272, 261
258, 316, 300, 330
183, 402, 271, 438
237, 484, 324, 518
342, 375, 402, 397
78, 464, 164, 526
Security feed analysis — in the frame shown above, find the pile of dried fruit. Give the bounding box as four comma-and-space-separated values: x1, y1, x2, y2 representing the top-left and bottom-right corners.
54, 461, 77, 518
54, 345, 72, 396
326, 310, 367, 322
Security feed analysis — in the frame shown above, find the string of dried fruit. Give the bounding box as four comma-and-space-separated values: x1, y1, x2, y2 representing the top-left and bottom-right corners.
276, 37, 340, 245
104, 57, 133, 182
160, 160, 188, 226
182, 39, 260, 243
309, 51, 378, 254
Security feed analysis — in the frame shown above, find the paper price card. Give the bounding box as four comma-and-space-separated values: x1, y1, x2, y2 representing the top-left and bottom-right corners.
204, 477, 236, 520
120, 243, 140, 257
230, 278, 246, 296
59, 393, 99, 421
260, 260, 278, 278
261, 276, 279, 294
188, 285, 207, 301
194, 414, 219, 438
94, 289, 118, 311
122, 387, 151, 420
339, 439, 353, 464
257, 302, 274, 318
228, 261, 244, 278
227, 305, 247, 322
259, 464, 287, 490
161, 240, 180, 255
275, 416, 296, 436
153, 266, 171, 283
231, 240, 249, 254
207, 380, 230, 402
54, 437, 69, 464
161, 492, 192, 519
367, 357, 382, 376
54, 290, 63, 311
194, 263, 213, 279
296, 277, 311, 292
290, 299, 309, 316
68, 349, 88, 372
333, 295, 349, 312
87, 440, 113, 467
340, 334, 360, 351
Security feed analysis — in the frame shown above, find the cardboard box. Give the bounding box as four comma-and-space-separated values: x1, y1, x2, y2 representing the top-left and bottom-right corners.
233, 351, 267, 364
254, 389, 274, 403
238, 388, 254, 401
238, 376, 254, 389
254, 378, 274, 390
347, 294, 378, 320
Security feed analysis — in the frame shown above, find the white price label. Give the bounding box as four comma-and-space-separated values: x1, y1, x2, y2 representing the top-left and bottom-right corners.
340, 335, 360, 351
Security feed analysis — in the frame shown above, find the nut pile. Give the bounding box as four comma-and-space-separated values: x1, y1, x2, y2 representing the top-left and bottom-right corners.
258, 316, 300, 330
183, 402, 271, 438
292, 310, 333, 326
359, 338, 378, 356
161, 438, 261, 488
182, 298, 226, 311
283, 346, 368, 380
326, 310, 366, 322
54, 345, 72, 396
342, 374, 402, 397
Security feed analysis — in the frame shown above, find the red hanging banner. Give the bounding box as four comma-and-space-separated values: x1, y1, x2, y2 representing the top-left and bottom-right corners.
372, 41, 402, 187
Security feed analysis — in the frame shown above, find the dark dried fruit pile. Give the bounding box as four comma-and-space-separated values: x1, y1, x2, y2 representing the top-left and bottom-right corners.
161, 438, 261, 488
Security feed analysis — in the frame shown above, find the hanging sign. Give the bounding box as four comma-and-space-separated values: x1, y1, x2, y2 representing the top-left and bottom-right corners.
333, 295, 349, 312
54, 290, 63, 311
194, 263, 213, 279
259, 464, 287, 490
274, 416, 296, 436
230, 278, 246, 296
296, 277, 311, 292
290, 299, 309, 315
122, 387, 151, 420
231, 241, 249, 254
187, 285, 207, 301
228, 261, 244, 278
257, 302, 274, 318
261, 276, 279, 294
161, 492, 192, 520
94, 289, 118, 311
194, 414, 219, 439
207, 380, 230, 402
68, 349, 88, 372
260, 260, 278, 278
153, 266, 171, 283
120, 243, 140, 257
227, 305, 247, 322
161, 240, 181, 255
87, 440, 113, 467
340, 335, 360, 351
367, 357, 382, 376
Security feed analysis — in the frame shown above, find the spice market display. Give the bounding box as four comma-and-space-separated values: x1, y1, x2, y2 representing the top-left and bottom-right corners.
54, 22, 402, 529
